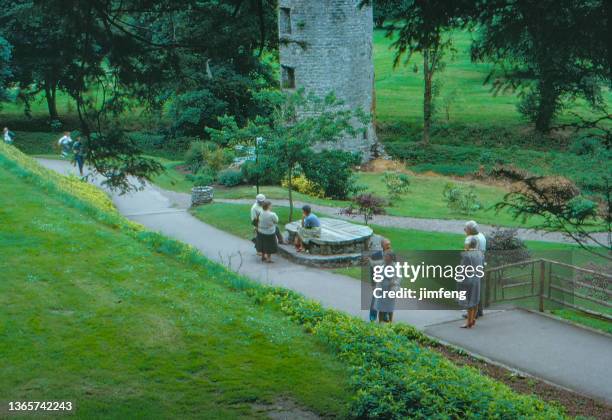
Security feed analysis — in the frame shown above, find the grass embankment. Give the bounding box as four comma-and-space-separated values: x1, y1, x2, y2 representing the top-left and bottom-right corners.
0, 143, 569, 418
0, 146, 352, 417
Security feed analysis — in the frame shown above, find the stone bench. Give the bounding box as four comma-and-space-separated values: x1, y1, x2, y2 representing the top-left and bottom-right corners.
285, 217, 373, 256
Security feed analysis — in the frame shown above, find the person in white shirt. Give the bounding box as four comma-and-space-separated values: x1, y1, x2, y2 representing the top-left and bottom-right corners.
251, 194, 266, 255
257, 200, 279, 263
464, 220, 486, 251
3, 127, 15, 144
58, 132, 73, 158
251, 194, 265, 224
251, 193, 284, 248
464, 220, 486, 318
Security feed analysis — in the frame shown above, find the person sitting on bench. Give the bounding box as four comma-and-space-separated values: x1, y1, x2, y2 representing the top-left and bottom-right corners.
295, 205, 321, 252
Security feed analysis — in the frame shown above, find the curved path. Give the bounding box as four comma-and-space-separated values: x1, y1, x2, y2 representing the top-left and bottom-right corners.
216, 198, 608, 245
37, 159, 612, 406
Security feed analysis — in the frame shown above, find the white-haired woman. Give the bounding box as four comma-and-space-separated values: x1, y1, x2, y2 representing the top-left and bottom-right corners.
257, 200, 279, 263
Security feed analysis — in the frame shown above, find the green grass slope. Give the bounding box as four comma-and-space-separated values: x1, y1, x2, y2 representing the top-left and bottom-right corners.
0, 146, 352, 418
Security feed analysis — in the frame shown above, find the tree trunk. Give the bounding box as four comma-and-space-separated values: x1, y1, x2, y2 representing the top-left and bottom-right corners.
44, 80, 59, 121
288, 165, 294, 222
535, 78, 557, 132
422, 49, 432, 144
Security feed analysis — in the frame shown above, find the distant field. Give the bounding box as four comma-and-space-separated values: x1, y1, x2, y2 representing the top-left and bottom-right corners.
374, 29, 611, 126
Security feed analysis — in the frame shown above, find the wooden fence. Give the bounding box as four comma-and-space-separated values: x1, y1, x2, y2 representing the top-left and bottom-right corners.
484, 259, 611, 321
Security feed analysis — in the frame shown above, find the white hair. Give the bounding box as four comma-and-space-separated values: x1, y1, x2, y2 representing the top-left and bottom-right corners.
465, 220, 479, 234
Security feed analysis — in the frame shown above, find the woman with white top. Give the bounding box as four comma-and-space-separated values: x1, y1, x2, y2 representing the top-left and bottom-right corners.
257, 200, 279, 263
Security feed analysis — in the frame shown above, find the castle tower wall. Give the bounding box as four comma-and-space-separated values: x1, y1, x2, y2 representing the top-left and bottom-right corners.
278, 0, 377, 160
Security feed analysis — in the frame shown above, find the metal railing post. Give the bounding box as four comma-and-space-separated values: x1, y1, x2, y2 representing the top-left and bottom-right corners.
539, 259, 545, 312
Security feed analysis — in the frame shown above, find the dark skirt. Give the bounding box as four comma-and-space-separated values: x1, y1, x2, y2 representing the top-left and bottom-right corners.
257, 232, 278, 254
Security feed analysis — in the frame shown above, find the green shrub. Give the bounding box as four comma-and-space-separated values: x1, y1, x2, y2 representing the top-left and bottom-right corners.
569, 136, 602, 155
185, 166, 217, 187
127, 132, 193, 159
217, 169, 243, 187
184, 141, 233, 173
302, 150, 361, 199
383, 171, 410, 200
380, 119, 610, 195
442, 182, 482, 214
240, 156, 283, 185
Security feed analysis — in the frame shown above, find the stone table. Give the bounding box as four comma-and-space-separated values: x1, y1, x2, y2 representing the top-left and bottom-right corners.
285, 218, 373, 256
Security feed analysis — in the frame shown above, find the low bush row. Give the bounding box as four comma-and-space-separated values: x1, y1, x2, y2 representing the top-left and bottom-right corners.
384, 140, 608, 195
0, 143, 566, 419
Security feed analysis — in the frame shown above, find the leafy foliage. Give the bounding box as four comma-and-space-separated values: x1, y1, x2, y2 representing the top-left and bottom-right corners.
0, 35, 11, 102
362, 0, 474, 143
442, 182, 482, 214
495, 169, 610, 259
472, 0, 609, 131
486, 227, 530, 268
281, 174, 325, 198
217, 169, 244, 187
207, 90, 368, 220
341, 193, 386, 224
383, 171, 410, 200
184, 141, 233, 174
302, 149, 362, 200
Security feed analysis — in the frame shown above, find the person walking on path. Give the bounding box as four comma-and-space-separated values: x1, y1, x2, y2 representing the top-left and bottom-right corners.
57, 132, 73, 158
3, 127, 15, 144
464, 220, 486, 318
457, 237, 485, 328
257, 200, 279, 263
72, 136, 85, 177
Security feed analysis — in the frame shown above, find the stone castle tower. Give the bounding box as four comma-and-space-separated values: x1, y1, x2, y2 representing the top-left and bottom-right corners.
278, 0, 378, 160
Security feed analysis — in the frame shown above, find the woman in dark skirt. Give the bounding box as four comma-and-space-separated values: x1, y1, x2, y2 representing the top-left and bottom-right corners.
257, 200, 279, 263
457, 237, 485, 328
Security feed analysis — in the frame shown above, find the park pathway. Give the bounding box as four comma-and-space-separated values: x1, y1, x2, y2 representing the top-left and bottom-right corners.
38, 159, 612, 405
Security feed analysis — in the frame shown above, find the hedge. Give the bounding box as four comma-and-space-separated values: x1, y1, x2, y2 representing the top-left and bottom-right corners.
0, 142, 567, 419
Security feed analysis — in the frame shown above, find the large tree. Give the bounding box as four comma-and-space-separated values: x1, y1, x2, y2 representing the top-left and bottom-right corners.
0, 0, 278, 191
0, 1, 65, 120
364, 0, 474, 143
208, 90, 368, 220
472, 0, 610, 132
0, 36, 11, 102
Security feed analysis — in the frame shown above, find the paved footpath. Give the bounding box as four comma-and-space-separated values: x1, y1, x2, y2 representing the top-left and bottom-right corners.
38, 159, 612, 405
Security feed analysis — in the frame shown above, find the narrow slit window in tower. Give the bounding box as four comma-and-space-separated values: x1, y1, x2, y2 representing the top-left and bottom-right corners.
281, 66, 295, 89
280, 8, 292, 34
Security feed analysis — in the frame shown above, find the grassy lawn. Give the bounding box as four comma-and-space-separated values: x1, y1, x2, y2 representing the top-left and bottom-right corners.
550, 309, 612, 335
374, 29, 611, 126
191, 202, 572, 254
158, 157, 545, 228
0, 163, 352, 418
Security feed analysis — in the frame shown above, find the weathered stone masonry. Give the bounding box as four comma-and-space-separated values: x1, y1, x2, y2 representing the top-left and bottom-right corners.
278, 0, 378, 160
